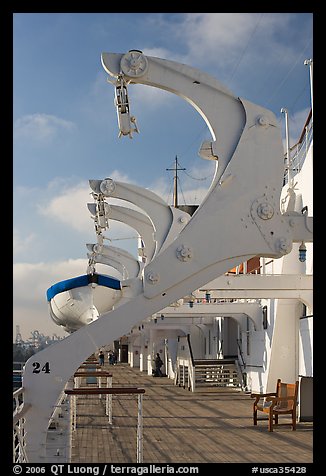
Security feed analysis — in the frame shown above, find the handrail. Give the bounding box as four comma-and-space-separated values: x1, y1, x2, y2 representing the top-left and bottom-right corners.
13, 387, 25, 419
236, 338, 246, 370
65, 387, 145, 395
78, 363, 102, 368
13, 387, 29, 463
176, 335, 195, 391
236, 339, 247, 391
186, 333, 195, 367
13, 403, 32, 426
64, 386, 145, 463
73, 371, 112, 377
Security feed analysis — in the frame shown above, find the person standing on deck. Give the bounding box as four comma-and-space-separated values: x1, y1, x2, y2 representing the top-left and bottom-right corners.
154, 353, 164, 377
98, 350, 105, 366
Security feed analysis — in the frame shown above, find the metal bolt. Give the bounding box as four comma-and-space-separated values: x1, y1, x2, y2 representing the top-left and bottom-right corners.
257, 202, 274, 220
176, 245, 193, 262
257, 115, 269, 127
276, 237, 291, 254
146, 271, 160, 284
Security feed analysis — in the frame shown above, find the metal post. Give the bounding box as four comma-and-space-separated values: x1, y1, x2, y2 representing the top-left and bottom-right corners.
108, 376, 112, 424
65, 387, 145, 462
243, 260, 247, 274
99, 374, 102, 400
304, 59, 313, 120
166, 156, 186, 208
72, 396, 76, 431
137, 394, 143, 463
281, 108, 291, 185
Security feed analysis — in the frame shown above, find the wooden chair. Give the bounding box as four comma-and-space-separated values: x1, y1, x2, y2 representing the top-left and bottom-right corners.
251, 379, 299, 432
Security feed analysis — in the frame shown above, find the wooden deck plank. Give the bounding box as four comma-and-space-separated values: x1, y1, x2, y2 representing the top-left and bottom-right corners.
70, 363, 313, 464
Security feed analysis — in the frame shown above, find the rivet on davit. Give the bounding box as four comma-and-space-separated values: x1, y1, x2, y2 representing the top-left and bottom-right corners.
276, 237, 292, 255
256, 115, 269, 127
146, 271, 160, 285
257, 202, 274, 220
176, 245, 193, 262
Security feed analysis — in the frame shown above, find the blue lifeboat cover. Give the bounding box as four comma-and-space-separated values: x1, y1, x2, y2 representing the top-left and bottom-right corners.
46, 273, 121, 301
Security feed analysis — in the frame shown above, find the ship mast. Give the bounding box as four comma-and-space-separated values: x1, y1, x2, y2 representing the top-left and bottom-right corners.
166, 156, 186, 208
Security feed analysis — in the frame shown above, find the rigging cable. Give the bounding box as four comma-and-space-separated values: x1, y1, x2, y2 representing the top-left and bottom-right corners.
227, 13, 264, 83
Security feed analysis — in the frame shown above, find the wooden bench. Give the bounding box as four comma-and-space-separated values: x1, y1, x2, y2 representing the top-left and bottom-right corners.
251, 379, 299, 432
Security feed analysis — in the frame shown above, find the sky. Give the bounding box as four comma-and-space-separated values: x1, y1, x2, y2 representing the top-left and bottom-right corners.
12, 12, 313, 341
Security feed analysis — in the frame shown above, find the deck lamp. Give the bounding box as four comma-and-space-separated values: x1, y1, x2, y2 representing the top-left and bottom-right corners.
299, 242, 307, 262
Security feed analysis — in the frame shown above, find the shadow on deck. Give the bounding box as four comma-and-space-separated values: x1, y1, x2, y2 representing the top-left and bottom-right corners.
70, 363, 313, 464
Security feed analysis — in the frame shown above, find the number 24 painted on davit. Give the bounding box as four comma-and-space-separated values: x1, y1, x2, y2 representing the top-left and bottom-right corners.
32, 362, 51, 374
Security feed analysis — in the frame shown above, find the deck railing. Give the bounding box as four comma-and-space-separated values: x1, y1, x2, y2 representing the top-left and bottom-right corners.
64, 386, 145, 463
175, 335, 195, 391
283, 115, 313, 186
13, 387, 30, 463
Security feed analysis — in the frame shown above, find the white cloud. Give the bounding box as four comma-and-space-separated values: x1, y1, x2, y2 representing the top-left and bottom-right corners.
13, 228, 37, 256
34, 178, 145, 260
38, 181, 91, 232
177, 13, 294, 68
14, 113, 77, 144
142, 46, 182, 63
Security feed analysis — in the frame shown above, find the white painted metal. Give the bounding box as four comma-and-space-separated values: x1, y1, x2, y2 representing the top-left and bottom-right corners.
108, 376, 112, 424
88, 243, 141, 279
20, 51, 313, 461
89, 178, 190, 256
154, 301, 263, 330
104, 204, 157, 263
281, 108, 292, 185
137, 394, 143, 463
304, 59, 313, 119
48, 287, 99, 332
87, 250, 125, 278
195, 274, 313, 309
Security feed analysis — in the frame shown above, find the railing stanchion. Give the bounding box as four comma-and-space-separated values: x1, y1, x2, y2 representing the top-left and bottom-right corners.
137, 393, 143, 463
108, 376, 113, 424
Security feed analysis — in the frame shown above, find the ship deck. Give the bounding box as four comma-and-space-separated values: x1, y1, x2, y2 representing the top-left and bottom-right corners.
70, 363, 313, 464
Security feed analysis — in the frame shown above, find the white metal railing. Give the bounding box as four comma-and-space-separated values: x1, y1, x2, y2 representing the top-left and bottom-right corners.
73, 370, 113, 427
13, 387, 29, 463
283, 117, 313, 186
175, 335, 195, 391
64, 386, 145, 463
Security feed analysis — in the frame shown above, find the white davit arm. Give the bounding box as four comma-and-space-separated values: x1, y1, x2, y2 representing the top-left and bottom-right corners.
20, 51, 312, 462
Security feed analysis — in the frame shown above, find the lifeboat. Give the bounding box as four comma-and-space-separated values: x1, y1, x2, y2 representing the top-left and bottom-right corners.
46, 273, 122, 333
